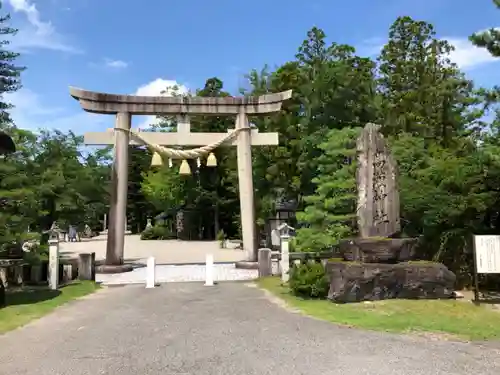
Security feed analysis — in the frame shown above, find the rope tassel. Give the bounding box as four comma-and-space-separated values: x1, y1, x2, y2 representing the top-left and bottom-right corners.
179, 159, 191, 175
207, 152, 217, 167
151, 152, 163, 167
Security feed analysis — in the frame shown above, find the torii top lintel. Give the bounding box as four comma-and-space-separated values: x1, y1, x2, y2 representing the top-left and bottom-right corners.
69, 87, 293, 115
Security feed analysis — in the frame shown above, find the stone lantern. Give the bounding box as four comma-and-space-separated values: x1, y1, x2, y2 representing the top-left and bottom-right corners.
0, 131, 16, 155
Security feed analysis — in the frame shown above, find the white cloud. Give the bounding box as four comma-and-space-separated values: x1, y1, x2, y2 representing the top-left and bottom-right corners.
43, 111, 112, 133
134, 78, 188, 96
133, 78, 189, 129
4, 78, 189, 134
5, 88, 110, 132
88, 58, 129, 70
358, 36, 498, 70
6, 0, 81, 53
7, 88, 62, 116
6, 88, 62, 128
104, 58, 128, 69
446, 38, 497, 69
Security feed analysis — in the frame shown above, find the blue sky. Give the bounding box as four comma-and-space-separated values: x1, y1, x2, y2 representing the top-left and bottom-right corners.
2, 0, 500, 134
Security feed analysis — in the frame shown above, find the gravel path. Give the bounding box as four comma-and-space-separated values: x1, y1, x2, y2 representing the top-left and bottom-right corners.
1, 283, 499, 375
97, 263, 258, 285
59, 235, 247, 265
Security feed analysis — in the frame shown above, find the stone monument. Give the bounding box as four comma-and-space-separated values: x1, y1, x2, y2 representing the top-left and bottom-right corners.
326, 123, 456, 303
356, 123, 400, 238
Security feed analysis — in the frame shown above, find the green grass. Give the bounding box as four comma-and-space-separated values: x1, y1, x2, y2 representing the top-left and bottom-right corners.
0, 281, 100, 334
258, 277, 500, 341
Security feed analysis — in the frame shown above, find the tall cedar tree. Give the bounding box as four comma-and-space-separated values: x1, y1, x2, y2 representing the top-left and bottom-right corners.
470, 0, 500, 57
377, 16, 478, 146
0, 3, 28, 253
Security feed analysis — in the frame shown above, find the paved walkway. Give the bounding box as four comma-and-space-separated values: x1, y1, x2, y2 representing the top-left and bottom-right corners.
59, 234, 247, 265
1, 283, 500, 374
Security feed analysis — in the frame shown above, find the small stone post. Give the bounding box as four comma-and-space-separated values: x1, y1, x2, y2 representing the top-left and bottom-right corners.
30, 265, 42, 284
146, 256, 156, 289
13, 265, 23, 286
278, 223, 294, 283
0, 268, 7, 290
258, 248, 272, 277
48, 238, 59, 290
78, 252, 95, 281
205, 253, 214, 286
62, 264, 72, 283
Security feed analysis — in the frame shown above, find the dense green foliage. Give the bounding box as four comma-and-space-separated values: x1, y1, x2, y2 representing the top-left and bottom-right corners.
140, 224, 176, 240
3, 4, 500, 289
0, 5, 110, 255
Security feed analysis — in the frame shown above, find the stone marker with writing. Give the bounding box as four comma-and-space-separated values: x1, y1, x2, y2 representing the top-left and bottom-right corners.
356, 123, 400, 238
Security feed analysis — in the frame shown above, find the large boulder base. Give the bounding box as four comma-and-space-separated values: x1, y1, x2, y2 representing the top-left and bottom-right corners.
326, 261, 456, 303
339, 237, 418, 263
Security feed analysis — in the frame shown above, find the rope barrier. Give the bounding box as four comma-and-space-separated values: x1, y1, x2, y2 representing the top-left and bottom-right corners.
117, 127, 247, 159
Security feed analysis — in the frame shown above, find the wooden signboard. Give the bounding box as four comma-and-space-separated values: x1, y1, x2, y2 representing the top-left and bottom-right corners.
472, 235, 500, 302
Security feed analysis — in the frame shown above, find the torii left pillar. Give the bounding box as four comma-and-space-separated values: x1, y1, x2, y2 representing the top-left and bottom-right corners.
105, 112, 131, 272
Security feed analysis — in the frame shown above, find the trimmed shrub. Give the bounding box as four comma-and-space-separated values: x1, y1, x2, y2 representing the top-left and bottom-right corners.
140, 225, 176, 240
289, 261, 329, 299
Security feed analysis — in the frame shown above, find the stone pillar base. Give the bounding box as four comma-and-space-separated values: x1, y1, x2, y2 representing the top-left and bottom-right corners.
235, 261, 259, 270
95, 264, 133, 274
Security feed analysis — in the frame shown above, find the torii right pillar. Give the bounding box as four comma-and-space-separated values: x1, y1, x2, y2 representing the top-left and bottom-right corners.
233, 92, 292, 261
236, 106, 257, 261
70, 87, 292, 265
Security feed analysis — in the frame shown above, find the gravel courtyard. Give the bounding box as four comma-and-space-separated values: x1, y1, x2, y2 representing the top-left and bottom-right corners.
59, 234, 247, 265
0, 283, 499, 375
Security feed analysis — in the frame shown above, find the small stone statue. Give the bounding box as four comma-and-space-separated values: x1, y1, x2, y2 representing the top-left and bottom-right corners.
68, 225, 78, 242
50, 221, 59, 232
145, 218, 153, 230
84, 224, 92, 238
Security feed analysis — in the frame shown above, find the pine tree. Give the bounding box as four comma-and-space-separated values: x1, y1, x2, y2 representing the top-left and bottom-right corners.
294, 127, 360, 252
0, 3, 24, 128
470, 0, 500, 57
0, 3, 29, 254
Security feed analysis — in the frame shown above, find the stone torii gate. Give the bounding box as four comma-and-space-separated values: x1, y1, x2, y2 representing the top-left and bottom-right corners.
69, 87, 292, 272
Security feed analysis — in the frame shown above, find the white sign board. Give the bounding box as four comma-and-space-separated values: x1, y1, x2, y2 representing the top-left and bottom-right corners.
474, 235, 500, 274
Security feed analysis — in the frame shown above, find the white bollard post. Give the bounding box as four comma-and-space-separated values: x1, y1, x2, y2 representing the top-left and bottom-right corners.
48, 239, 59, 290
280, 233, 291, 283
205, 254, 214, 286
146, 256, 156, 289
